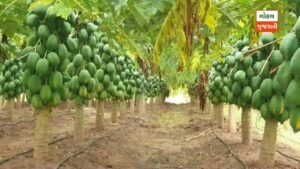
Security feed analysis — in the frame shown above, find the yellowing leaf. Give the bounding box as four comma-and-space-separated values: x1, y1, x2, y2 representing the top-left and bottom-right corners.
179, 50, 186, 70
205, 15, 215, 32
238, 20, 245, 28
29, 0, 55, 11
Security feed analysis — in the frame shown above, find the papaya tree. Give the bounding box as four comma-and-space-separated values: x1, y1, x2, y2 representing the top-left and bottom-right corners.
22, 4, 73, 168
92, 31, 141, 126
66, 20, 99, 142
116, 54, 142, 118
145, 75, 167, 109
207, 61, 230, 128
222, 36, 257, 145
0, 58, 23, 120
250, 28, 299, 165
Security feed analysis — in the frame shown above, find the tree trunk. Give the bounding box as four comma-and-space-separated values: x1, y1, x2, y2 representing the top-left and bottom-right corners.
149, 97, 154, 111
215, 103, 224, 128
111, 101, 117, 124
17, 95, 22, 110
7, 99, 14, 121
34, 107, 51, 169
228, 104, 237, 133
159, 95, 164, 105
242, 106, 252, 145
135, 94, 142, 114
119, 101, 126, 119
142, 97, 147, 114
130, 93, 135, 115
259, 118, 278, 166
211, 104, 215, 121
74, 105, 84, 143
95, 101, 104, 131
205, 99, 211, 115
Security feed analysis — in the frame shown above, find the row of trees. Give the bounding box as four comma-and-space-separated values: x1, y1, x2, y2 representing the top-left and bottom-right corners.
206, 17, 300, 167
0, 4, 168, 168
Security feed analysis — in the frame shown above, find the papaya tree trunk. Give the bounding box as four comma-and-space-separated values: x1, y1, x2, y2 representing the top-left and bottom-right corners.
158, 95, 164, 105
135, 94, 142, 114
215, 103, 224, 128
211, 104, 215, 121
130, 93, 135, 115
7, 99, 14, 121
74, 105, 84, 143
205, 99, 211, 115
149, 97, 154, 111
142, 97, 147, 114
119, 101, 126, 119
259, 118, 278, 166
111, 101, 117, 124
16, 96, 21, 110
95, 101, 104, 131
34, 107, 51, 169
22, 94, 26, 107
242, 106, 252, 145
228, 104, 237, 133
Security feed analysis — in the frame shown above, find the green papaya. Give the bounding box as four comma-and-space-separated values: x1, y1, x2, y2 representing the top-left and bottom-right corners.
279, 33, 299, 60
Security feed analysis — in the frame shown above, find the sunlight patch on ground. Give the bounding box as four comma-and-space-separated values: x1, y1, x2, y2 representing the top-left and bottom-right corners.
165, 89, 190, 104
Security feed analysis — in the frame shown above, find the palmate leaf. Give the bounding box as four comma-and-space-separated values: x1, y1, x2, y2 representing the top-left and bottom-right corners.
215, 3, 239, 28
48, 0, 73, 19
0, 0, 29, 37
127, 1, 150, 26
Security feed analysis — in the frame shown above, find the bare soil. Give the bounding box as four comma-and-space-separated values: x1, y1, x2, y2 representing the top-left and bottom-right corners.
0, 103, 299, 169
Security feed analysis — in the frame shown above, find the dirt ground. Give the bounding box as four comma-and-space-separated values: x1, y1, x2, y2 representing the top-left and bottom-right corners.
0, 102, 299, 169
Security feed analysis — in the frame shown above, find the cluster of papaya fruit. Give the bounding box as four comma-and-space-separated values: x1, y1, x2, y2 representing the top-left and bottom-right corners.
250, 33, 289, 124
207, 37, 250, 105
252, 20, 300, 131
19, 4, 166, 109
207, 17, 300, 132
22, 5, 73, 109
145, 75, 166, 98
0, 58, 23, 99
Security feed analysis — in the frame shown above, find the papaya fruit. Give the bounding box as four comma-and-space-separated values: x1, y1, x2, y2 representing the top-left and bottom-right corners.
26, 52, 40, 71
37, 25, 50, 38
251, 89, 264, 109
79, 29, 89, 41
274, 61, 293, 92
284, 79, 300, 109
290, 48, 300, 79
36, 58, 49, 76
279, 33, 299, 60
260, 103, 272, 120
28, 75, 42, 94
40, 85, 52, 103
232, 82, 242, 96
261, 32, 274, 44
260, 78, 273, 99
73, 54, 84, 68
31, 95, 43, 109
78, 69, 91, 84
47, 52, 60, 67
269, 94, 285, 117
50, 71, 63, 89
270, 50, 283, 67
46, 34, 59, 51
81, 45, 92, 59
26, 14, 39, 28
289, 108, 300, 132
241, 86, 252, 101
234, 70, 246, 83
295, 17, 300, 39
